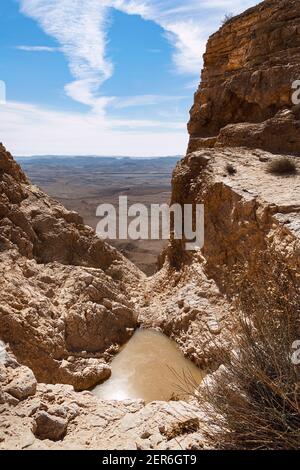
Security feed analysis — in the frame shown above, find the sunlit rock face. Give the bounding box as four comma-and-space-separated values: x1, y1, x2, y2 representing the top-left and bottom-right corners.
138, 0, 300, 373
188, 0, 300, 155
0, 143, 141, 390
140, 147, 299, 372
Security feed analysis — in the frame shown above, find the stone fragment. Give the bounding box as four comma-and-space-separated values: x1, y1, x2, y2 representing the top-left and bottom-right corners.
34, 411, 68, 441
4, 367, 37, 400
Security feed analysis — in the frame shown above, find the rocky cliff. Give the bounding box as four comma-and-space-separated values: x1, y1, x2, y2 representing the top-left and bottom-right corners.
188, 0, 300, 155
140, 0, 300, 370
140, 146, 299, 371
0, 143, 142, 390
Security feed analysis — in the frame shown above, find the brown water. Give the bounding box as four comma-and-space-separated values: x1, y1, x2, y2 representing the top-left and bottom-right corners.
93, 329, 204, 403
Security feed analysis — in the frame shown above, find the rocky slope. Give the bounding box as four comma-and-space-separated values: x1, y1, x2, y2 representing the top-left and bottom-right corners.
0, 344, 208, 450
0, 145, 211, 450
188, 0, 300, 155
141, 147, 299, 369
139, 0, 300, 369
0, 143, 142, 390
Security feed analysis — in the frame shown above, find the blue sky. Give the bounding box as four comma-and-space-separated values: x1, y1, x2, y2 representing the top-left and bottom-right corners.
0, 0, 259, 156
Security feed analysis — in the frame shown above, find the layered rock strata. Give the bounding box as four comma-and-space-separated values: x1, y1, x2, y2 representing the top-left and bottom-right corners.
1, 0, 300, 451
188, 0, 300, 155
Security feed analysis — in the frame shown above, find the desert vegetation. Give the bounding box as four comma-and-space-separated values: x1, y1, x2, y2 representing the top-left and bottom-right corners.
221, 13, 234, 25
267, 157, 297, 175
225, 163, 237, 175
196, 262, 300, 450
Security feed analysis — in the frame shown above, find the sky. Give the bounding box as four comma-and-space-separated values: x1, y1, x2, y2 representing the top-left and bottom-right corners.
0, 0, 259, 156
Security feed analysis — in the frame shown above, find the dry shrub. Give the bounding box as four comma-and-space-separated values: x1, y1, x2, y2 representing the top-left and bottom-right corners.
225, 163, 237, 175
267, 157, 297, 175
160, 418, 200, 441
222, 13, 234, 25
196, 263, 300, 450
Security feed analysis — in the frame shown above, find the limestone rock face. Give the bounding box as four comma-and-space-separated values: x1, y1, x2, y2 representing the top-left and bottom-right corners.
188, 0, 300, 155
0, 343, 37, 405
0, 144, 142, 390
1, 0, 300, 452
139, 262, 233, 371
137, 146, 300, 370
150, 147, 299, 365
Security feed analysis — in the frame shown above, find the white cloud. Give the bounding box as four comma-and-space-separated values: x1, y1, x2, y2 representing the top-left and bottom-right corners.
114, 0, 260, 74
19, 0, 260, 106
16, 45, 60, 52
0, 100, 187, 156
12, 0, 260, 155
19, 0, 113, 110
111, 94, 188, 109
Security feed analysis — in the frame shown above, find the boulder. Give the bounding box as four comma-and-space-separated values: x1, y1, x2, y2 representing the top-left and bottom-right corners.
4, 366, 37, 400
34, 411, 68, 441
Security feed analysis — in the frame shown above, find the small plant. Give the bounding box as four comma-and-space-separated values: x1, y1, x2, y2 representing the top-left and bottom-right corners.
160, 418, 200, 441
225, 163, 237, 175
143, 292, 150, 307
222, 13, 234, 25
267, 157, 297, 175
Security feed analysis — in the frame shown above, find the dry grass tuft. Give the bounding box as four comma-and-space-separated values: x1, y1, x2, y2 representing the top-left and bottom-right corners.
194, 263, 300, 449
225, 163, 237, 175
160, 418, 200, 441
267, 157, 297, 175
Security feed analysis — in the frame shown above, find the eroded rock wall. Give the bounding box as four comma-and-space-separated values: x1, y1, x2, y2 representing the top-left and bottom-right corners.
171, 148, 299, 299
188, 0, 300, 155
1, 0, 300, 451
141, 148, 300, 369
0, 144, 142, 390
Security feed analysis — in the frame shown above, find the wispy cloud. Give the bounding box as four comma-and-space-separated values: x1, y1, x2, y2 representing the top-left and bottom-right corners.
115, 0, 259, 74
16, 45, 60, 52
0, 100, 187, 156
112, 94, 188, 109
19, 0, 259, 107
12, 0, 260, 155
19, 0, 113, 109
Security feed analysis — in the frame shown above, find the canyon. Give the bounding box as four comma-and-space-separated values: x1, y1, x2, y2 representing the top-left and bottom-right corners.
16, 156, 180, 276
1, 0, 300, 450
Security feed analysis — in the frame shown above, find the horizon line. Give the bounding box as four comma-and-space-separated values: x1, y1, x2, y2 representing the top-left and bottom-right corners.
15, 154, 183, 159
